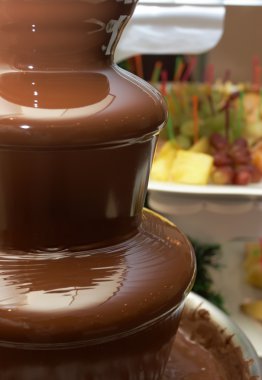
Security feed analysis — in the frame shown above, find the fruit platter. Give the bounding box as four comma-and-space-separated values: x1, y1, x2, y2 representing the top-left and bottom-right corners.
150, 81, 262, 193
147, 79, 262, 244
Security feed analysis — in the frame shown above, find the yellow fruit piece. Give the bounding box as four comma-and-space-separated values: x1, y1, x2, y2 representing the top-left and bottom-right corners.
169, 150, 214, 185
190, 137, 210, 154
246, 266, 262, 288
243, 93, 260, 124
244, 121, 262, 144
243, 243, 262, 288
157, 140, 178, 159
151, 148, 176, 182
244, 243, 261, 269
240, 300, 262, 322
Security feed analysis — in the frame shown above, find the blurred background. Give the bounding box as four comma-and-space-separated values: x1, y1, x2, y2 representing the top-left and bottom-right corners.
208, 6, 262, 81
117, 3, 262, 361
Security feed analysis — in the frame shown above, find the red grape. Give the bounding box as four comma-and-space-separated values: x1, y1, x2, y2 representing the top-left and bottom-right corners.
209, 133, 259, 186
209, 133, 228, 151
250, 166, 262, 183
232, 137, 248, 149
213, 151, 232, 166
234, 167, 252, 185
230, 146, 251, 165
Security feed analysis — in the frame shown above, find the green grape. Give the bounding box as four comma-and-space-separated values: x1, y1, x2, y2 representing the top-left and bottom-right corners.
197, 95, 208, 119
180, 120, 194, 137
176, 134, 192, 149
211, 90, 225, 112
201, 114, 225, 137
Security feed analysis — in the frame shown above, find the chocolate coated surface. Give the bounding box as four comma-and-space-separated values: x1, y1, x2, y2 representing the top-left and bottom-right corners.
0, 210, 195, 344
0, 0, 166, 251
164, 308, 255, 380
0, 0, 166, 147
0, 0, 134, 70
0, 210, 195, 379
0, 68, 166, 147
0, 0, 196, 379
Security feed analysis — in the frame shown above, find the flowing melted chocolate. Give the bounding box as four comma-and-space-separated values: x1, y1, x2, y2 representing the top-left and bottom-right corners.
0, 210, 195, 379
0, 210, 195, 344
0, 0, 196, 379
0, 68, 166, 147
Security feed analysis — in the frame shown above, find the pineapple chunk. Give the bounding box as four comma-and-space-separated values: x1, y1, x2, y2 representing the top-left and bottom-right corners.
246, 265, 262, 288
157, 140, 178, 159
151, 142, 177, 182
243, 93, 260, 124
243, 243, 262, 288
190, 137, 210, 154
244, 243, 261, 269
240, 300, 262, 322
169, 150, 213, 185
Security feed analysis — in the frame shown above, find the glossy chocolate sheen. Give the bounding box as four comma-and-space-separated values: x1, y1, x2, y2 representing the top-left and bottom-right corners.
0, 210, 195, 344
0, 0, 166, 250
0, 68, 166, 147
0, 0, 195, 379
0, 140, 156, 249
0, 210, 195, 379
0, 0, 166, 147
0, 0, 133, 69
0, 0, 166, 249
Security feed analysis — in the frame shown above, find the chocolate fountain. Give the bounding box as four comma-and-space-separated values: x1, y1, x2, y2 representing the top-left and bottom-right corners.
0, 0, 196, 379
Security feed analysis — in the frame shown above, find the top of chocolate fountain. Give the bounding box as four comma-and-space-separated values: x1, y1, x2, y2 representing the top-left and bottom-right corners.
0, 0, 135, 69
0, 0, 166, 147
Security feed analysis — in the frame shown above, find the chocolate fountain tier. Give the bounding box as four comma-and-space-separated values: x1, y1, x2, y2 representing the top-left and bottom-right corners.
0, 209, 195, 379
0, 0, 168, 251
0, 0, 166, 147
0, 68, 166, 147
0, 209, 195, 344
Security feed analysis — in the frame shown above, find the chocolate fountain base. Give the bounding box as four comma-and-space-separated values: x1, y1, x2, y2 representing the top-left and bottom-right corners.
162, 292, 262, 380
163, 329, 232, 380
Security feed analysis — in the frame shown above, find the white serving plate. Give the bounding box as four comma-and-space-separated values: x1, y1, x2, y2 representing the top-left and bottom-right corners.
147, 185, 262, 243
148, 180, 262, 199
